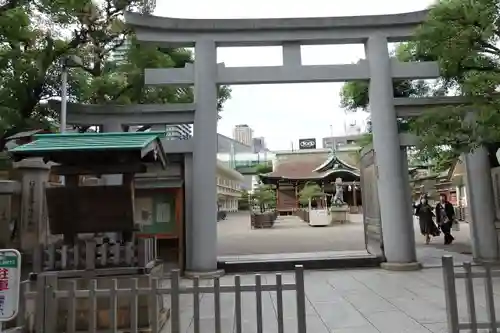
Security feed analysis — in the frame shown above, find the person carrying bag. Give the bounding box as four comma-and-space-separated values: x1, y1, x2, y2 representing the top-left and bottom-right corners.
435, 193, 456, 245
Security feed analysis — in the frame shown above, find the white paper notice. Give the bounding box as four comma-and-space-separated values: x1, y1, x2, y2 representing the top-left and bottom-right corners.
156, 202, 171, 223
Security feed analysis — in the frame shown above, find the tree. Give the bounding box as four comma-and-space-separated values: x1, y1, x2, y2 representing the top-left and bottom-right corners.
344, 0, 500, 170
0, 0, 231, 148
251, 184, 276, 213
298, 182, 324, 210
339, 43, 444, 163
339, 44, 441, 112
411, 0, 500, 155
341, 0, 488, 171
0, 0, 91, 145
56, 0, 232, 131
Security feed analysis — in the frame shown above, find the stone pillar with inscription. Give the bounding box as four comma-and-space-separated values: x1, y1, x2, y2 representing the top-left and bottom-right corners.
14, 158, 51, 253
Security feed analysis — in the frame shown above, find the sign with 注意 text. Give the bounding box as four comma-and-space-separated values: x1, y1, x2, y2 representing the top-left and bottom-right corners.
0, 249, 21, 322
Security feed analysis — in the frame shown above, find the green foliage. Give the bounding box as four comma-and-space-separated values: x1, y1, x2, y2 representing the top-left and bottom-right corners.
354, 133, 373, 148
339, 47, 440, 111
255, 163, 272, 174
411, 0, 500, 156
298, 182, 324, 205
251, 184, 276, 213
339, 0, 500, 172
238, 190, 250, 210
0, 0, 231, 148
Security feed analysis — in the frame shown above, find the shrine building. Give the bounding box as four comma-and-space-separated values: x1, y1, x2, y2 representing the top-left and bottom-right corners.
259, 147, 362, 215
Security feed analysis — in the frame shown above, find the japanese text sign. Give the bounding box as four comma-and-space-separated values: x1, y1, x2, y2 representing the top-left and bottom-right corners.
0, 249, 21, 322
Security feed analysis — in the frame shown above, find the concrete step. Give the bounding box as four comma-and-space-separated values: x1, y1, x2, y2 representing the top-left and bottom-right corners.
217, 250, 382, 273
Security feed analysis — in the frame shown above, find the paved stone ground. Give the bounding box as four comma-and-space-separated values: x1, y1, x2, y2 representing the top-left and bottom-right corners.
164, 263, 500, 333
217, 212, 473, 260
158, 213, 485, 333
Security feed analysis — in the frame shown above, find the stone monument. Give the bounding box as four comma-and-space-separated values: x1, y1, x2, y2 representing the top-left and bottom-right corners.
332, 178, 345, 205
330, 178, 349, 224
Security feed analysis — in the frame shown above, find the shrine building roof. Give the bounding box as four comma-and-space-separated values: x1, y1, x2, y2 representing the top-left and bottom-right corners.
260, 149, 360, 183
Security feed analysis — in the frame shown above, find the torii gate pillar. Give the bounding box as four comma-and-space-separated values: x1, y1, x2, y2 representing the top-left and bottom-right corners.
186, 40, 221, 275
465, 148, 500, 261
366, 35, 419, 269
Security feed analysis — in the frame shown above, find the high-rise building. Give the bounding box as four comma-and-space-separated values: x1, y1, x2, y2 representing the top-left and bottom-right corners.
252, 137, 266, 153
232, 124, 253, 146
322, 134, 364, 150
148, 124, 192, 139
165, 124, 192, 139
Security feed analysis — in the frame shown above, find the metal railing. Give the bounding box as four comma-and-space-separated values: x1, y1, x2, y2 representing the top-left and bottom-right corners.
443, 255, 499, 332
14, 265, 307, 333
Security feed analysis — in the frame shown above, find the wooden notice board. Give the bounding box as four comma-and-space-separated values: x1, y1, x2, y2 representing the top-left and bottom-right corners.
135, 188, 183, 238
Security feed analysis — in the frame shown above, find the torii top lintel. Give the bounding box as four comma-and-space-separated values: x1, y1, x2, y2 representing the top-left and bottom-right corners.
124, 10, 429, 47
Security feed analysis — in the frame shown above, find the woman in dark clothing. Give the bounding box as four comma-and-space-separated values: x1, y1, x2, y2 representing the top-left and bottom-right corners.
414, 195, 440, 244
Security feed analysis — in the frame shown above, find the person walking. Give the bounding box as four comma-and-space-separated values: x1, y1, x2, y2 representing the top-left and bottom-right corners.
414, 194, 440, 245
436, 193, 455, 245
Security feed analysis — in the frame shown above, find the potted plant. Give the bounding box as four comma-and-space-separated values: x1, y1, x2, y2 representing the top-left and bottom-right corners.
298, 182, 323, 211
298, 182, 328, 225
250, 184, 276, 228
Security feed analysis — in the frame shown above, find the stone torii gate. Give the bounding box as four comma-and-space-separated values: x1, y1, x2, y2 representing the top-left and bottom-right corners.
124, 10, 499, 273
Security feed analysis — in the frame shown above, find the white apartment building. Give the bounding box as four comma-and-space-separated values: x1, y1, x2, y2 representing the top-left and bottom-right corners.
216, 161, 244, 212
232, 124, 253, 146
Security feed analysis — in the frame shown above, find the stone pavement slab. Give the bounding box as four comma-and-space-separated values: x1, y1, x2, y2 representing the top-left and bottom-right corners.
162, 264, 500, 333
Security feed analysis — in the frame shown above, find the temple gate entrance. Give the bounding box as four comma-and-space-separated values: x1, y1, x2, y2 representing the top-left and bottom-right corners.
125, 10, 439, 272
124, 9, 500, 271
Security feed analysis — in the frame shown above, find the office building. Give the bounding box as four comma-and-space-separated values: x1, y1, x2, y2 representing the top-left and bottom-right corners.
165, 124, 192, 139
147, 124, 191, 139
216, 161, 244, 212
233, 124, 253, 146
323, 134, 364, 150
252, 137, 267, 153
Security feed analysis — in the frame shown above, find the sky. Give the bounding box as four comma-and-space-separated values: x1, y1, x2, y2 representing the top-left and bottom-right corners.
155, 0, 436, 150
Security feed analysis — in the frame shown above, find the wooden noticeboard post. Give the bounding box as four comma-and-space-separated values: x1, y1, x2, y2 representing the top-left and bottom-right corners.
0, 249, 21, 331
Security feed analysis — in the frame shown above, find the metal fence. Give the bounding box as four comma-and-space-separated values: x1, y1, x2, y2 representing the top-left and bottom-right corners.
442, 255, 499, 332
13, 265, 306, 333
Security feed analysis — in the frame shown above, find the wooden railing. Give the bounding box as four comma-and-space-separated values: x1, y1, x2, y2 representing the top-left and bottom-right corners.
32, 238, 157, 275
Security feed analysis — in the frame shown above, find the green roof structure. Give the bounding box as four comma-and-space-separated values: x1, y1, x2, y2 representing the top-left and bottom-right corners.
9, 132, 167, 173
10, 132, 164, 153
